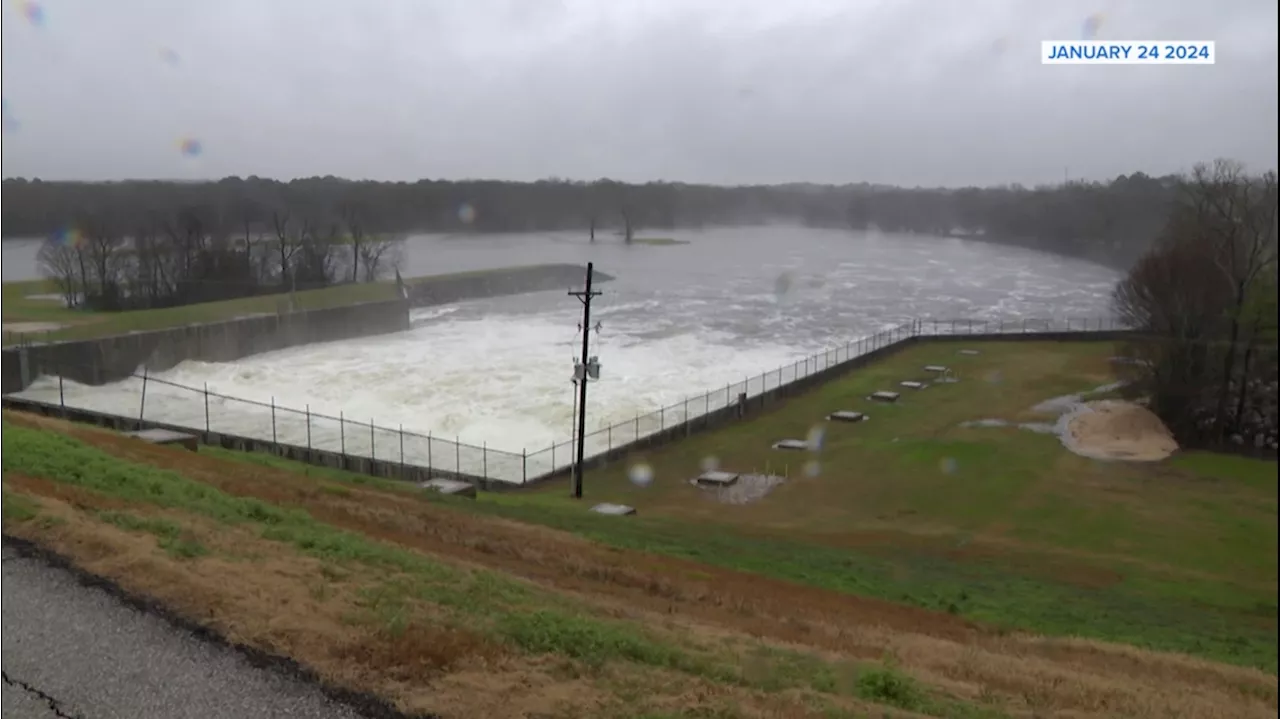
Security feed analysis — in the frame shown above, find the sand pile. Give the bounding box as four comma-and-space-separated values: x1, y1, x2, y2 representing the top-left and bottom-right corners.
1062, 400, 1179, 461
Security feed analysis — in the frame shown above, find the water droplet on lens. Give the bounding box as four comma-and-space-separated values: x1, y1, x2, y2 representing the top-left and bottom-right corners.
803, 460, 821, 478
939, 457, 959, 475
806, 425, 825, 452
457, 203, 477, 225
628, 463, 654, 487
700, 455, 720, 472
177, 137, 203, 157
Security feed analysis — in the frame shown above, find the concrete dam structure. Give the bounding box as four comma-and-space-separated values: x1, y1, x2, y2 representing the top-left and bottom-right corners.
2, 263, 609, 395
403, 263, 614, 307
1, 299, 412, 394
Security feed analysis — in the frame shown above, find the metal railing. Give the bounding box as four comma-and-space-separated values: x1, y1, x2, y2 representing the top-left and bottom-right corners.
10, 315, 1127, 485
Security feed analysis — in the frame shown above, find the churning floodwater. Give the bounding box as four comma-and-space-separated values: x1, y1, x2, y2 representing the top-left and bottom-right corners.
6, 227, 1121, 472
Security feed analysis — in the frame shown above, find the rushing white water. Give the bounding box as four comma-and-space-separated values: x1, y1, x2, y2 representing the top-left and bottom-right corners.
8, 227, 1123, 481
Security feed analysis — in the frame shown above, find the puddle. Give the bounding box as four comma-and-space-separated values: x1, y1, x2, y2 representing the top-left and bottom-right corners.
960, 418, 1057, 433
690, 473, 786, 505
961, 381, 1133, 445
1030, 381, 1128, 415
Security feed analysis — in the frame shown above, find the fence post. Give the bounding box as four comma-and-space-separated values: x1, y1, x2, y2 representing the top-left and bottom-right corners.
483, 441, 488, 480
428, 431, 433, 469
305, 404, 312, 450
370, 419, 375, 461
551, 441, 555, 471
399, 424, 405, 472
340, 411, 346, 454
58, 373, 65, 409
608, 424, 613, 451
138, 367, 148, 425
725, 384, 730, 406
455, 437, 460, 475
660, 405, 665, 430
634, 412, 640, 441
271, 397, 277, 443
522, 448, 527, 484
204, 383, 211, 432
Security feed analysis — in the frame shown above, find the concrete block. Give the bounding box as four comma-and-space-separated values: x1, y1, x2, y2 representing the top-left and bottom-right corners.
827, 410, 866, 423
124, 428, 198, 452
958, 349, 980, 356
869, 391, 900, 403
590, 503, 637, 516
924, 365, 949, 373
900, 381, 927, 390
694, 470, 740, 487
418, 478, 477, 499
772, 439, 808, 450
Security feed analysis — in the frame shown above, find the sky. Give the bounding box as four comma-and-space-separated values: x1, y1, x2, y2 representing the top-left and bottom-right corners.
0, 0, 1276, 187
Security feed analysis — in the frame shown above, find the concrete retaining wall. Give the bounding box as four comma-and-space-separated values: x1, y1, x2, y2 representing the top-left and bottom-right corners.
1, 396, 502, 490
2, 298, 410, 394
407, 264, 613, 308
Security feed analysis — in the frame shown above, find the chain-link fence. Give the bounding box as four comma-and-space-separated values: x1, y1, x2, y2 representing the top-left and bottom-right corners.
520, 315, 1129, 479
10, 315, 1127, 486
15, 359, 530, 483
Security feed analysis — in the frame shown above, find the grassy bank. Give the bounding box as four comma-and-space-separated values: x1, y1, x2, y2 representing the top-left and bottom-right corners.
209, 341, 1276, 672
0, 265, 574, 345
1, 338, 1276, 718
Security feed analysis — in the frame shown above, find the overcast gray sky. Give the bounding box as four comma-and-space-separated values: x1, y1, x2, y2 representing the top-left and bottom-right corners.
1, 0, 1276, 187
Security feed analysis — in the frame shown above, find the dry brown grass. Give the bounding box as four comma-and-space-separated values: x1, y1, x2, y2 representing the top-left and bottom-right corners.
4, 410, 1277, 719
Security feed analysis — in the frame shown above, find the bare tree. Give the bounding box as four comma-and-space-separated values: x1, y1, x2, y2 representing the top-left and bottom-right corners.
357, 235, 402, 283
1113, 159, 1279, 448
1189, 161, 1278, 438
341, 202, 365, 282
37, 237, 84, 309
271, 209, 302, 290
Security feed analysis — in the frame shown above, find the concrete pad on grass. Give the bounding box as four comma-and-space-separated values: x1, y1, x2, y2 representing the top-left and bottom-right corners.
590, 503, 637, 516
417, 478, 477, 499
124, 428, 199, 452
693, 470, 740, 488
869, 391, 900, 403
900, 381, 927, 390
827, 410, 866, 423
772, 439, 809, 451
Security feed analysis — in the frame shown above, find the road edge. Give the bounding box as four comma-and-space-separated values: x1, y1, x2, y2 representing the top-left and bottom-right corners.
1, 534, 441, 719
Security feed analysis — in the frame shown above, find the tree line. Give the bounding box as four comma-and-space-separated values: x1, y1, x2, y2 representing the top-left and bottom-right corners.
4, 170, 1181, 274
1114, 160, 1278, 453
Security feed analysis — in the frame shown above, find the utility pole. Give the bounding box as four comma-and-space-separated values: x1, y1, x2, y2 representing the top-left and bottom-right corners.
568, 263, 602, 499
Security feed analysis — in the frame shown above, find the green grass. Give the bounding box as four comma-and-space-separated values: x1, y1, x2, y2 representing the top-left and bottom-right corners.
96, 510, 209, 559
0, 264, 573, 345
197, 340, 1277, 672
3, 488, 41, 521
1, 419, 999, 717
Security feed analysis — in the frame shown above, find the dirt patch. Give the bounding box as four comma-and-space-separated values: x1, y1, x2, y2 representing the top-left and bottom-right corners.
1065, 400, 1179, 462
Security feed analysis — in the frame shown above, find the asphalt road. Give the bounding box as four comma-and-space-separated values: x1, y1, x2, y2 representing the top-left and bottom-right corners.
2, 543, 375, 719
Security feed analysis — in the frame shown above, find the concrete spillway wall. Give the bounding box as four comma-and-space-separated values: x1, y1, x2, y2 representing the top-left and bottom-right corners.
2, 299, 411, 394
404, 263, 613, 308
2, 263, 609, 395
